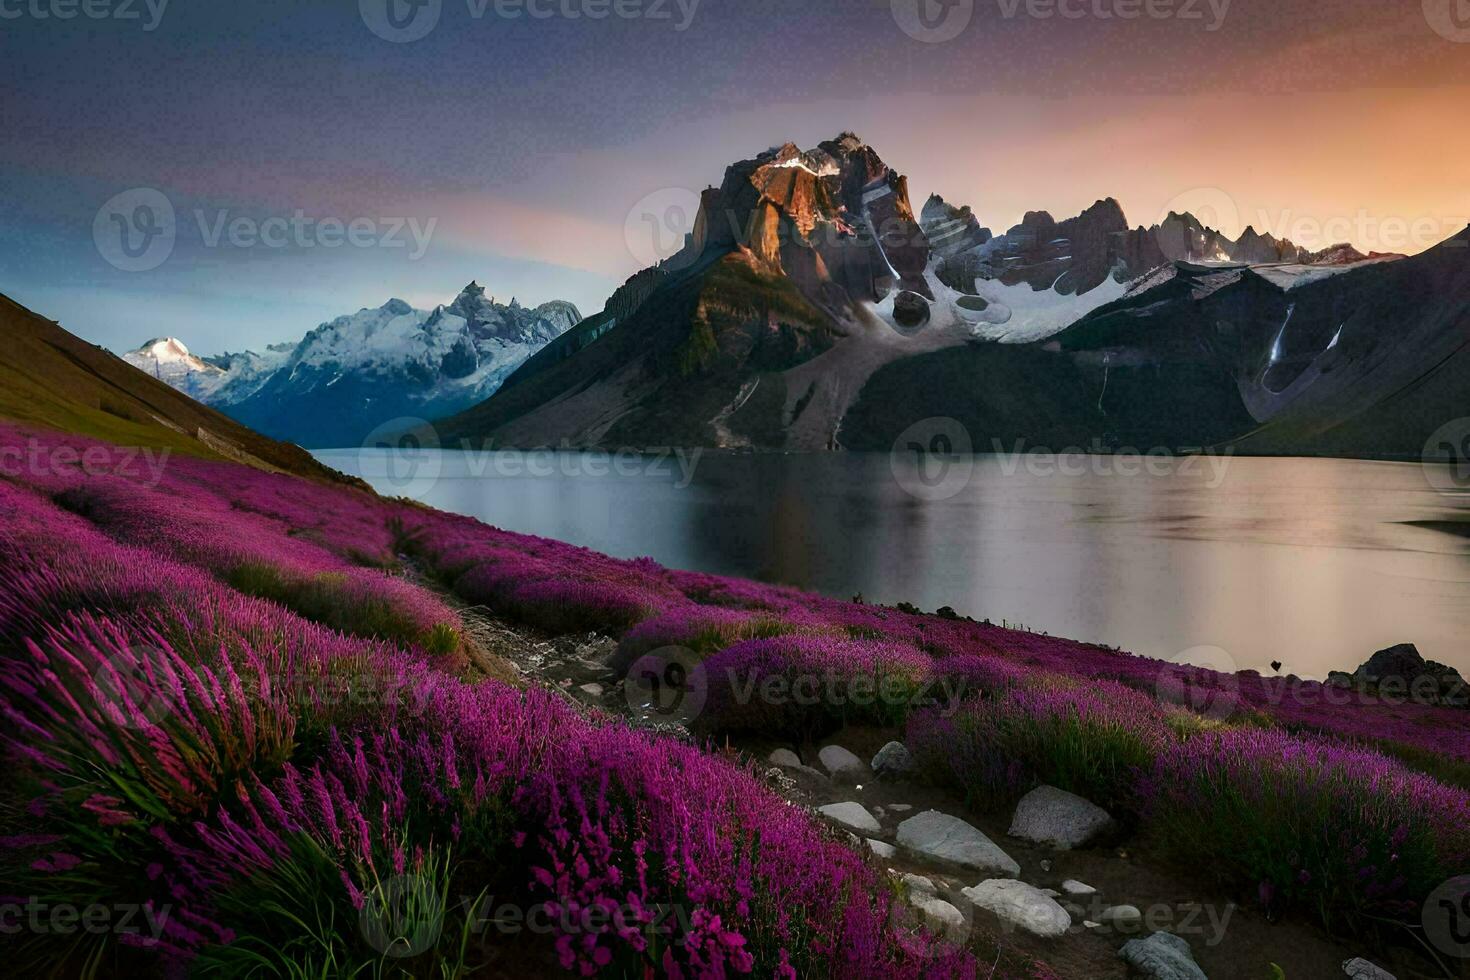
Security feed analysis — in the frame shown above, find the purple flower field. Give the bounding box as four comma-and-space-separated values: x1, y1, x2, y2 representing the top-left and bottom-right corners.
2, 419, 1468, 974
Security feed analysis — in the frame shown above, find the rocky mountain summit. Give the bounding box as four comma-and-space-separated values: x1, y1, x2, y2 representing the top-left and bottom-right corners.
444, 132, 1451, 457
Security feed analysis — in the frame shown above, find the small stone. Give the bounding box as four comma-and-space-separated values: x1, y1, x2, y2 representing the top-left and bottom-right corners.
1343, 959, 1396, 980
818, 744, 867, 782
912, 895, 967, 935
578, 682, 604, 697
818, 802, 881, 834
768, 748, 802, 768
1083, 920, 1102, 930
961, 879, 1071, 938
871, 741, 916, 779
867, 838, 896, 858
1061, 879, 1097, 897
889, 804, 913, 812
1040, 859, 1052, 872
1010, 785, 1116, 850
896, 810, 1021, 877
1118, 932, 1206, 980
901, 873, 936, 895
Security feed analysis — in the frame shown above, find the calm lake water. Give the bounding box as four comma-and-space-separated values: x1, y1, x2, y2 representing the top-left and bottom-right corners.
317, 449, 1470, 678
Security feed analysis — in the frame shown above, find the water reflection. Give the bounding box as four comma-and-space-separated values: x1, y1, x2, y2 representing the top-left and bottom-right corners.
319, 449, 1470, 678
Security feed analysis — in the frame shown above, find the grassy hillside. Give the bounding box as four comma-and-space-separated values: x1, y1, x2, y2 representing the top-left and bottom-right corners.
0, 292, 359, 485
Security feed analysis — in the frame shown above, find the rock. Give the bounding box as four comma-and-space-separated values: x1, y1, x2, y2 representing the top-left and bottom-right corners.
768, 748, 802, 768
961, 879, 1071, 938
818, 802, 880, 834
871, 741, 915, 779
1327, 670, 1354, 687
1061, 879, 1097, 897
818, 744, 867, 782
578, 682, 604, 697
1099, 905, 1143, 931
912, 895, 967, 934
1351, 643, 1468, 706
1343, 959, 1396, 980
1041, 888, 1061, 898
892, 291, 931, 330
889, 804, 913, 812
901, 873, 936, 895
1083, 920, 1102, 930
896, 810, 1021, 877
1118, 932, 1206, 980
1009, 785, 1115, 849
867, 838, 896, 858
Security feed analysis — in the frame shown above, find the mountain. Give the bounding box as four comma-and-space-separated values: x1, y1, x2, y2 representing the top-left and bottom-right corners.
127, 282, 580, 448
436, 134, 1461, 459
0, 292, 356, 483
841, 228, 1470, 458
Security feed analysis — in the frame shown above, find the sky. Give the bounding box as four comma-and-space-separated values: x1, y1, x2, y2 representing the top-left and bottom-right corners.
2, 0, 1469, 355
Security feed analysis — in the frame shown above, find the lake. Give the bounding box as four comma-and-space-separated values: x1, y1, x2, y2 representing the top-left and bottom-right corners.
317, 448, 1470, 678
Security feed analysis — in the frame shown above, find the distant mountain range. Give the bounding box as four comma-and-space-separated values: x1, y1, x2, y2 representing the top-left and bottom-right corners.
125, 283, 580, 448
439, 133, 1463, 459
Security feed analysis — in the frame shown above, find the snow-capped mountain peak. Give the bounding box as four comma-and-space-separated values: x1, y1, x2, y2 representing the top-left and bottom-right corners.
123, 283, 581, 447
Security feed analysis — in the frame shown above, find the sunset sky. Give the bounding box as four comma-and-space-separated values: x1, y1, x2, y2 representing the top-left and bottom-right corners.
3, 0, 1468, 353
